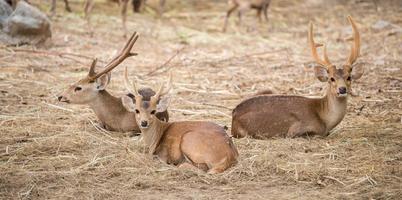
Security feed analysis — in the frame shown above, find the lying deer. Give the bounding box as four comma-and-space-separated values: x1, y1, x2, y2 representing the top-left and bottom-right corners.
223, 0, 271, 32
121, 68, 238, 173
231, 16, 364, 139
58, 32, 168, 132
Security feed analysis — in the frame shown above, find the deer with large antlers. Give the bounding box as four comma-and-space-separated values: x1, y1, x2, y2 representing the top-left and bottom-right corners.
223, 0, 271, 32
121, 69, 238, 173
58, 32, 168, 133
231, 16, 364, 139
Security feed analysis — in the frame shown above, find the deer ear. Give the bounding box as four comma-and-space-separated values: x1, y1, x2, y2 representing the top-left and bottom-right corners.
156, 95, 171, 113
351, 63, 364, 80
95, 72, 111, 91
314, 65, 329, 82
121, 95, 136, 112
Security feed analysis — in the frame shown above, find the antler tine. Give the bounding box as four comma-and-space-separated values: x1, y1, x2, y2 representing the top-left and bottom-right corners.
308, 22, 331, 67
152, 73, 172, 102
89, 32, 139, 80
345, 16, 360, 66
124, 66, 139, 96
323, 44, 331, 65
88, 58, 98, 77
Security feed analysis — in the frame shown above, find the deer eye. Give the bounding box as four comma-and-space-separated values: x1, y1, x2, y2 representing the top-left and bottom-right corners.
74, 87, 82, 92
150, 110, 156, 115
135, 109, 140, 114
347, 76, 351, 81
330, 78, 335, 82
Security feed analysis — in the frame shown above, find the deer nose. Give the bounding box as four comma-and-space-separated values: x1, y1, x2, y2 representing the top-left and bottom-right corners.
141, 121, 148, 127
57, 96, 63, 101
339, 87, 347, 94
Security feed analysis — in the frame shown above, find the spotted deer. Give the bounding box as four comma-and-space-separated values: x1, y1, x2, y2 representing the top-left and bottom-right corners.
223, 0, 271, 32
231, 16, 364, 139
58, 32, 168, 133
121, 68, 238, 173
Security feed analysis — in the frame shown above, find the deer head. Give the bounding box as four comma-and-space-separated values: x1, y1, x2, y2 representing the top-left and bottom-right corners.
309, 16, 364, 98
121, 67, 172, 129
58, 32, 139, 104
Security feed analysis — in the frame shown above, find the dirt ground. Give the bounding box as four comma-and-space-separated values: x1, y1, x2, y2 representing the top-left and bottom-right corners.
1, 0, 401, 199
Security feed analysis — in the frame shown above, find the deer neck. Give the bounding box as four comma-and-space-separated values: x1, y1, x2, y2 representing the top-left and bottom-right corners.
141, 119, 170, 155
319, 87, 348, 132
88, 90, 125, 124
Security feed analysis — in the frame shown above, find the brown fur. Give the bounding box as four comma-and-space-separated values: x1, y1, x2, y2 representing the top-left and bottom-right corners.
146, 120, 238, 173
231, 16, 363, 139
122, 74, 238, 173
231, 92, 346, 139
59, 77, 168, 133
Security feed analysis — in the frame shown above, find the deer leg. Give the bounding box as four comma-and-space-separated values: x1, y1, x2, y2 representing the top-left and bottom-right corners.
223, 5, 238, 32
287, 122, 325, 138
84, 0, 95, 35
208, 157, 229, 174
158, 0, 166, 17
178, 162, 202, 172
263, 5, 269, 22
120, 0, 129, 37
237, 7, 247, 28
64, 0, 72, 12
50, 0, 56, 17
256, 8, 262, 23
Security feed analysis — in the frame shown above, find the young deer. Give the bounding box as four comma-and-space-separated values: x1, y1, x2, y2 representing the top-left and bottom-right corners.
121, 68, 238, 173
58, 33, 168, 133
223, 0, 271, 32
231, 16, 364, 139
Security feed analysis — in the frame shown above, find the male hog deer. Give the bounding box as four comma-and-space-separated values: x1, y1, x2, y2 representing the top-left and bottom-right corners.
121, 69, 238, 173
231, 16, 364, 139
58, 32, 168, 133
223, 0, 271, 32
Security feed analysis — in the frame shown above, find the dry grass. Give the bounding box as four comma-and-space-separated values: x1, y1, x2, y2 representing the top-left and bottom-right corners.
1, 0, 401, 199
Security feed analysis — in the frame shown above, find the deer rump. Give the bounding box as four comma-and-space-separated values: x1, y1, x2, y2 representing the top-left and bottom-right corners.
155, 121, 238, 173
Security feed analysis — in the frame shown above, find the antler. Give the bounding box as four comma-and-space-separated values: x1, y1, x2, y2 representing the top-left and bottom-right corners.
345, 16, 360, 66
88, 32, 139, 81
88, 58, 98, 77
124, 66, 140, 96
150, 73, 172, 105
308, 22, 332, 67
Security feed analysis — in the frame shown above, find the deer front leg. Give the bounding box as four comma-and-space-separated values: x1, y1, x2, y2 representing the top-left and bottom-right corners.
263, 5, 269, 21
256, 8, 262, 23
158, 0, 166, 17
287, 122, 326, 138
84, 0, 95, 34
223, 5, 238, 32
50, 0, 56, 17
120, 0, 129, 37
64, 0, 72, 12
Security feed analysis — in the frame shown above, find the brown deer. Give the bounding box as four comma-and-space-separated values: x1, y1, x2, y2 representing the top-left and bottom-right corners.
121, 68, 238, 173
223, 0, 271, 32
58, 32, 168, 133
231, 16, 364, 139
